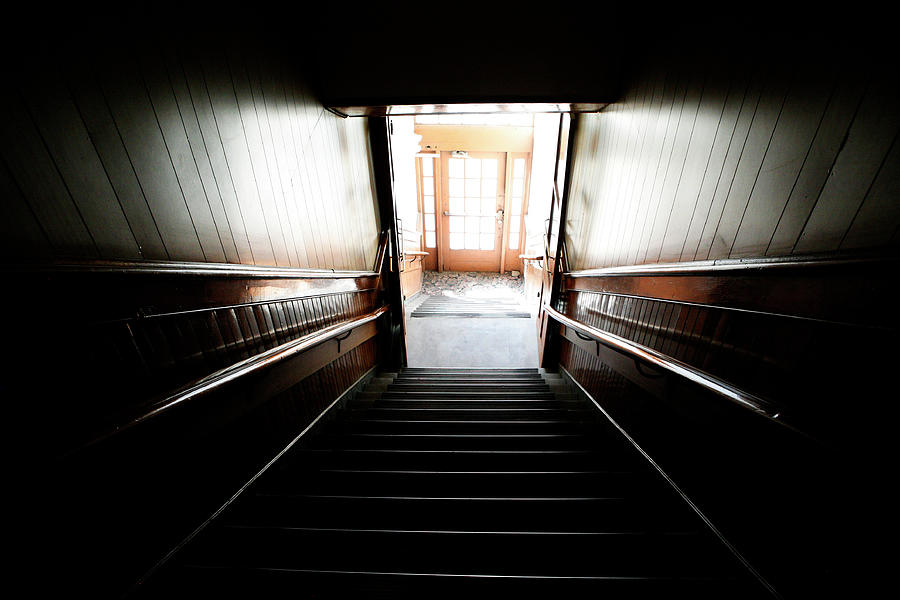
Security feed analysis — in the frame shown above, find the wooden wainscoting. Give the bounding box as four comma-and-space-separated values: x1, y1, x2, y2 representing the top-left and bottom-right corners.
400, 254, 425, 301
559, 254, 896, 438
551, 253, 896, 599
12, 258, 388, 597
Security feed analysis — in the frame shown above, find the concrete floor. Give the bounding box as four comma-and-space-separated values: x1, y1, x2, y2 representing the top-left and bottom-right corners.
404, 292, 539, 368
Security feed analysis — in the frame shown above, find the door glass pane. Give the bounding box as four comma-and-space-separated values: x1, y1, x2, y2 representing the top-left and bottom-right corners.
465, 216, 479, 233
422, 158, 433, 176
423, 176, 434, 193
480, 233, 494, 250
425, 214, 435, 231
513, 179, 524, 197
481, 197, 494, 214
481, 178, 496, 197
449, 179, 463, 197
450, 216, 464, 233
450, 232, 464, 249
465, 232, 479, 249
449, 159, 464, 178
424, 194, 434, 213
482, 159, 498, 178
509, 219, 520, 249
465, 179, 480, 197
465, 196, 480, 215
450, 196, 464, 214
481, 216, 494, 232
465, 159, 481, 178
426, 231, 436, 247
513, 158, 525, 178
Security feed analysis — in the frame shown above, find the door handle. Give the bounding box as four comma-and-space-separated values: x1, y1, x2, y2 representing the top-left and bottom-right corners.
443, 210, 450, 216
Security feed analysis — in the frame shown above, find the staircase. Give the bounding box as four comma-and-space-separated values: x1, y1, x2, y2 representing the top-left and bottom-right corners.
411, 295, 531, 318
142, 368, 767, 597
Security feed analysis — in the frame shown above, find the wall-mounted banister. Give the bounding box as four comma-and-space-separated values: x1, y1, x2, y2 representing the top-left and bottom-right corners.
373, 231, 389, 274
9, 259, 379, 279
561, 253, 896, 330
402, 250, 428, 264
541, 304, 802, 433
564, 251, 898, 277
76, 305, 389, 454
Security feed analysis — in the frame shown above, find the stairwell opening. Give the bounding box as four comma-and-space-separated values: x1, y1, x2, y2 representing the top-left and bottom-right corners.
388, 110, 564, 368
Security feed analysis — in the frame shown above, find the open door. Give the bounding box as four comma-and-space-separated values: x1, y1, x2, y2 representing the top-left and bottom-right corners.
537, 114, 571, 366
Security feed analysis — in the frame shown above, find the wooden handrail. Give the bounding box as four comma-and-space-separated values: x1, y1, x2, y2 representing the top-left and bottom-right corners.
6, 259, 379, 279
373, 231, 389, 273
564, 251, 898, 277
77, 305, 389, 453
541, 303, 803, 433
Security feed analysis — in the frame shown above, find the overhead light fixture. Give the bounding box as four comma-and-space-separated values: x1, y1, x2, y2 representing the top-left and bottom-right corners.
450, 151, 468, 158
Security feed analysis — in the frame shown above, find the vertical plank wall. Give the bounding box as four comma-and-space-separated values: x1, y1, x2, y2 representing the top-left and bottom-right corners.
0, 38, 380, 270
556, 51, 898, 599
0, 36, 386, 596
564, 55, 899, 270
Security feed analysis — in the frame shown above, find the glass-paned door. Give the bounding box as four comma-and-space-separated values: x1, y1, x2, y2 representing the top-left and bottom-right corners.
503, 152, 531, 272
440, 151, 507, 271
416, 154, 439, 271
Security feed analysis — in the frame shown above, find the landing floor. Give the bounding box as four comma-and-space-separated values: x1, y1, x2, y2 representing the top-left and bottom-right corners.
404, 271, 538, 368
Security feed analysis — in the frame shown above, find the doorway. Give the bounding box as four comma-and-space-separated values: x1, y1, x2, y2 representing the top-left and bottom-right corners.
417, 149, 531, 273
390, 111, 565, 367
442, 151, 505, 271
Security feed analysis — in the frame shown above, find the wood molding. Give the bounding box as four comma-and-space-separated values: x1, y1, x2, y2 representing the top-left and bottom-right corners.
562, 257, 897, 328
7, 264, 380, 324
416, 124, 533, 152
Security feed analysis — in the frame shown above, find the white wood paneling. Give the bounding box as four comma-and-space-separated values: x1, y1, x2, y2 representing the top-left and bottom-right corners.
0, 39, 379, 270
566, 56, 899, 270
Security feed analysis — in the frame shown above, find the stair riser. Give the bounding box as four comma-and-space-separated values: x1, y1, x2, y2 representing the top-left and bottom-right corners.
307, 434, 603, 451
276, 450, 637, 472
253, 471, 649, 497
385, 382, 550, 394
392, 377, 545, 383
181, 528, 730, 577
163, 569, 758, 597
362, 401, 570, 410
224, 495, 696, 532
344, 408, 596, 420
327, 421, 591, 435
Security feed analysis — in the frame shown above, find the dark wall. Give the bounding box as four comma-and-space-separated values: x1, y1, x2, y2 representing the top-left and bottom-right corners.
0, 28, 387, 597
295, 11, 626, 109
11, 263, 385, 597
556, 43, 897, 598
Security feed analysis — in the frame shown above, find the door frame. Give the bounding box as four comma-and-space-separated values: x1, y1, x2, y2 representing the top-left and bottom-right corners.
415, 122, 535, 273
